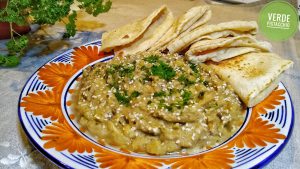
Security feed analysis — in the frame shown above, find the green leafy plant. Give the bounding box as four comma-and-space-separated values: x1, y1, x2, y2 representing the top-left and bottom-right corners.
0, 0, 112, 67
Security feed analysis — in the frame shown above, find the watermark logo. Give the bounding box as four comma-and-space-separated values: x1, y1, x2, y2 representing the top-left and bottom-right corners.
259, 0, 299, 41
267, 13, 291, 30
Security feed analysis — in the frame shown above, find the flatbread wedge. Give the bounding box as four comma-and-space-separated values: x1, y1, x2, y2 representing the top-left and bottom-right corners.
167, 21, 258, 54
186, 35, 272, 63
207, 53, 293, 107
149, 5, 211, 51
101, 5, 173, 54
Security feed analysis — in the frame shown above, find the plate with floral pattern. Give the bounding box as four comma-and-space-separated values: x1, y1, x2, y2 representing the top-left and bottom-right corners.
18, 40, 294, 169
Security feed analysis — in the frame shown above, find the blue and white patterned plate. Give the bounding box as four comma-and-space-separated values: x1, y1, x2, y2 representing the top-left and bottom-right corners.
18, 40, 294, 169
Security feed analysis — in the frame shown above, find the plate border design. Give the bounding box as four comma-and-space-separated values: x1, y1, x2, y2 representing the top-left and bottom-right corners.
250, 83, 294, 169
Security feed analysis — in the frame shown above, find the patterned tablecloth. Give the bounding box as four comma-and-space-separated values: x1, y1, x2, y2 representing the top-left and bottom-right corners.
0, 0, 299, 168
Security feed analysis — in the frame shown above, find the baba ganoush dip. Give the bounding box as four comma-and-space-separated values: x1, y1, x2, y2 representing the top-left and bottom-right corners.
73, 52, 245, 155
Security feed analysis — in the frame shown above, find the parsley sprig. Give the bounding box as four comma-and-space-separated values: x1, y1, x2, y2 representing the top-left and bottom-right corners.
0, 0, 112, 67
178, 75, 195, 86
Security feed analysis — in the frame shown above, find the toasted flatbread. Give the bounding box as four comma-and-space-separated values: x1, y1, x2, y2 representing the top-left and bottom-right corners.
149, 5, 211, 51
186, 36, 272, 63
207, 53, 293, 107
101, 5, 173, 54
167, 21, 258, 54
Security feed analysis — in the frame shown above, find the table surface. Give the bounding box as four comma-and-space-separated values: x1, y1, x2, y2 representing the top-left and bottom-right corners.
0, 0, 299, 168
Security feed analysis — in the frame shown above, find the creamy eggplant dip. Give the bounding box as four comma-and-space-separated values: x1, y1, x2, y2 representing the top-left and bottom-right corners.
73, 52, 245, 155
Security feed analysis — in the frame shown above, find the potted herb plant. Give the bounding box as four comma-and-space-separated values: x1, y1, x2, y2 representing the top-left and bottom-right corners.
0, 0, 112, 67
0, 1, 31, 39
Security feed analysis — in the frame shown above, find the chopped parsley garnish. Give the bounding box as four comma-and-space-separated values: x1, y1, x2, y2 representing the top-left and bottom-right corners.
181, 90, 192, 106
153, 91, 166, 97
114, 91, 130, 106
119, 64, 135, 77
158, 99, 165, 108
165, 105, 173, 111
178, 75, 195, 86
114, 90, 141, 106
106, 64, 118, 74
144, 55, 160, 63
106, 63, 135, 77
158, 99, 173, 111
144, 55, 176, 81
131, 91, 141, 98
156, 90, 193, 111
141, 66, 153, 82
188, 62, 199, 73
151, 61, 176, 81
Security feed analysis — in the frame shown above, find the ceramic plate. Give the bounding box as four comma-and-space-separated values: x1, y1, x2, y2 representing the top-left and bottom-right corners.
18, 40, 294, 169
